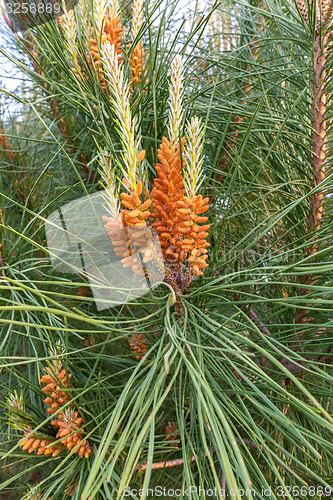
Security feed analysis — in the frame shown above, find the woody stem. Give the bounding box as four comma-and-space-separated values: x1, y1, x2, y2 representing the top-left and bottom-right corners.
309, 34, 328, 236
295, 32, 329, 326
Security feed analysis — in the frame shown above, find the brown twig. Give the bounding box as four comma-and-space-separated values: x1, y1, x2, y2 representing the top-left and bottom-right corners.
138, 438, 264, 472
138, 455, 196, 472
308, 31, 329, 240
138, 447, 218, 472
0, 209, 3, 268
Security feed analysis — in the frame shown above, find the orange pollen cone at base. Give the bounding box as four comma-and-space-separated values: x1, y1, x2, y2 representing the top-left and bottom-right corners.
103, 139, 210, 294
120, 180, 154, 274
129, 333, 148, 360
88, 13, 123, 91
103, 214, 131, 259
130, 43, 145, 85
151, 137, 186, 264
18, 428, 65, 457
51, 409, 92, 459
120, 168, 157, 273
40, 366, 73, 415
39, 365, 92, 458
151, 137, 210, 279
104, 174, 156, 276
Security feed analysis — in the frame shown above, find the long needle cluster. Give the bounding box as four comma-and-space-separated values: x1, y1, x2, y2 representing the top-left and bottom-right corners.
27, 478, 78, 498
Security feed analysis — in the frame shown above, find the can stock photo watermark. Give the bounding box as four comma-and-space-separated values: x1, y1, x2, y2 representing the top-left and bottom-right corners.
121, 485, 333, 498
2, 0, 78, 32
45, 191, 165, 311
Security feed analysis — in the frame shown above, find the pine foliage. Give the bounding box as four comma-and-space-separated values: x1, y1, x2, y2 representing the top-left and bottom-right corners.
0, 0, 333, 499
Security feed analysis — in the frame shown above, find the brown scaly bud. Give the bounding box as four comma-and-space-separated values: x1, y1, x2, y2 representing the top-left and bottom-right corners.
78, 285, 89, 297
295, 0, 333, 33
321, 0, 333, 26
129, 333, 148, 360
295, 0, 309, 24
165, 421, 179, 444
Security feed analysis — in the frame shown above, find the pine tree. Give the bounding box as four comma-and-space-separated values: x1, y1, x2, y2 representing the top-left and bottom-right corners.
1, 0, 333, 498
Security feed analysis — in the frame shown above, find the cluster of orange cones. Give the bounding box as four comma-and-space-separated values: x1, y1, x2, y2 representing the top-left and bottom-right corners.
82, 2, 144, 90
13, 360, 91, 461
40, 365, 92, 458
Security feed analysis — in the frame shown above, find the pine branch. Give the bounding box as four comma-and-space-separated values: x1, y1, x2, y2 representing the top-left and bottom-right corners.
0, 208, 3, 268
139, 439, 263, 472
295, 3, 330, 327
